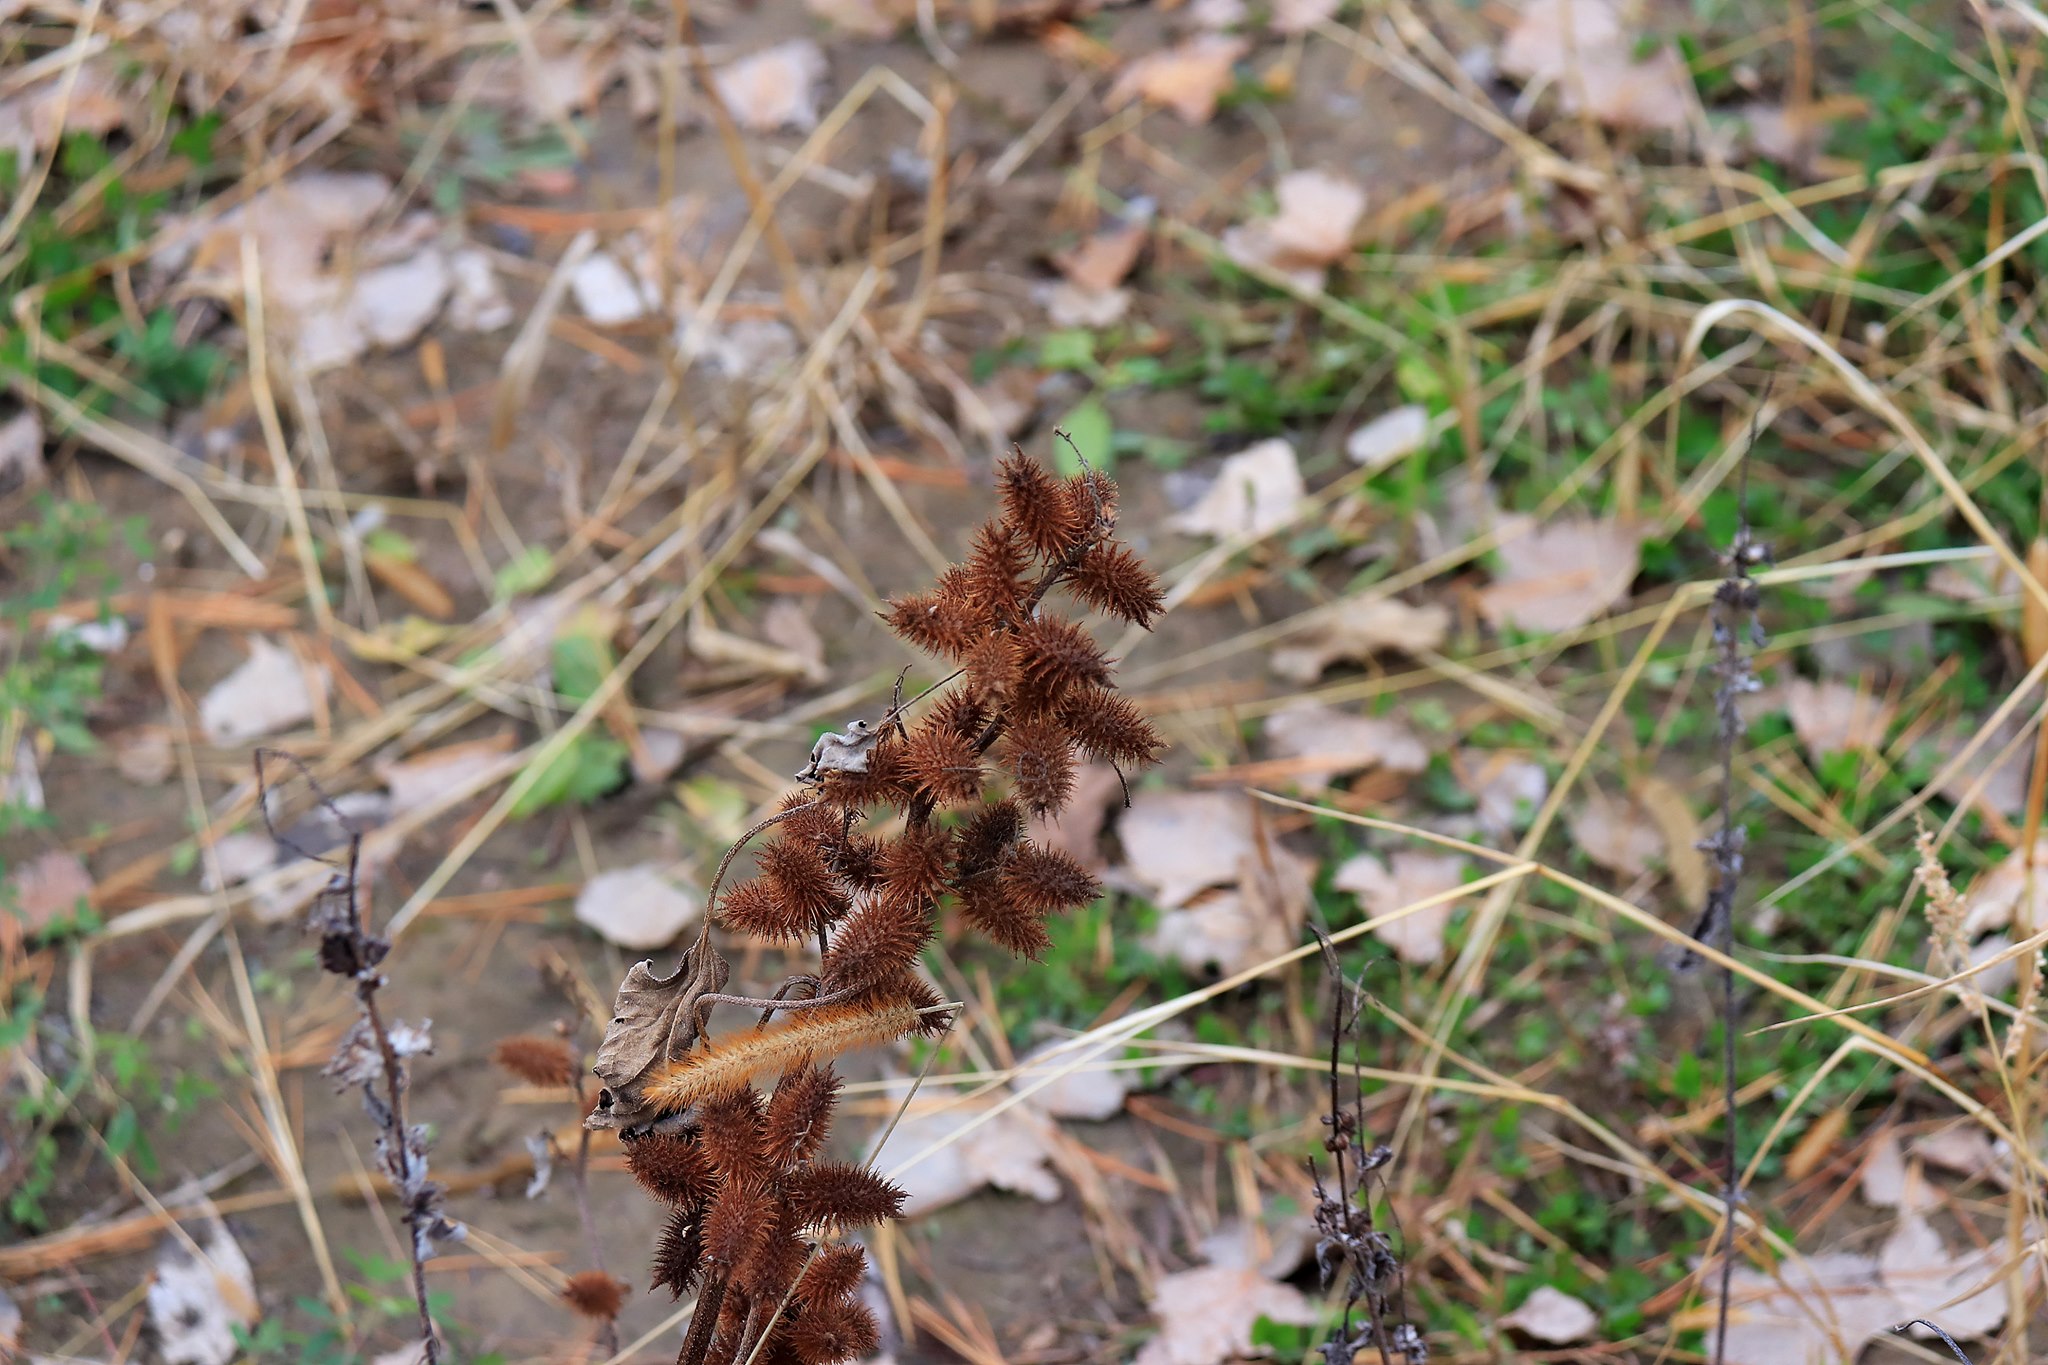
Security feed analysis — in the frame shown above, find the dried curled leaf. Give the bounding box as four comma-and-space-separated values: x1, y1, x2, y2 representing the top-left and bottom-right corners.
590, 944, 729, 1131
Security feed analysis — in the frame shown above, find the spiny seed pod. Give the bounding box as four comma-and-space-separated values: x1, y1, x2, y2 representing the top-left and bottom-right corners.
762, 1064, 841, 1169
626, 1127, 717, 1206
794, 1243, 868, 1307
492, 1035, 575, 1088
782, 1162, 905, 1233
650, 1207, 703, 1298
788, 1294, 881, 1365
561, 1270, 628, 1320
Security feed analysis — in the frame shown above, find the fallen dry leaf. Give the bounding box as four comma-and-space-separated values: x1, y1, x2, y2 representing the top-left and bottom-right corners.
1143, 841, 1314, 976
1708, 1216, 2023, 1364
0, 60, 130, 167
1169, 439, 1305, 540
712, 40, 828, 133
1054, 222, 1147, 295
113, 729, 176, 785
146, 1219, 258, 1365
1857, 1127, 1935, 1211
806, 0, 902, 36
523, 44, 615, 122
760, 599, 828, 684
882, 1097, 1062, 1216
1043, 217, 1142, 323
634, 727, 689, 785
1707, 1250, 1900, 1365
1042, 281, 1130, 328
1498, 0, 1688, 132
1478, 515, 1641, 634
1965, 933, 2021, 1001
1459, 749, 1549, 839
1634, 775, 1706, 909
447, 247, 515, 332
1269, 0, 1340, 33
575, 864, 701, 951
2, 849, 92, 944
1414, 468, 1501, 561
676, 311, 801, 377
1334, 849, 1467, 965
1105, 34, 1249, 125
1928, 558, 2016, 604
2025, 537, 2048, 667
1270, 596, 1450, 683
1117, 790, 1258, 909
1782, 678, 1894, 761
1010, 1038, 1130, 1121
688, 607, 829, 683
1502, 1285, 1598, 1345
200, 832, 278, 892
1568, 788, 1663, 880
1736, 104, 1804, 166
570, 250, 656, 325
2, 737, 39, 814
1222, 169, 1367, 291
361, 547, 455, 620
199, 639, 329, 746
1029, 762, 1124, 870
1263, 700, 1429, 789
1345, 403, 1430, 472
1199, 1211, 1318, 1278
174, 172, 457, 372
1190, 0, 1249, 28
1911, 1125, 2008, 1188
1878, 1212, 2012, 1341
1134, 1265, 1316, 1365
1929, 716, 2032, 817
375, 736, 514, 817
0, 410, 43, 492
1958, 839, 2048, 940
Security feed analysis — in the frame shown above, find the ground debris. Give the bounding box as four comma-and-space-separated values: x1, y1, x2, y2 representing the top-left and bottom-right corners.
145, 1218, 257, 1365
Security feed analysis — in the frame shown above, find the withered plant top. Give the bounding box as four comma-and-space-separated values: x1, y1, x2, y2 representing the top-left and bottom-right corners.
586, 449, 1165, 1365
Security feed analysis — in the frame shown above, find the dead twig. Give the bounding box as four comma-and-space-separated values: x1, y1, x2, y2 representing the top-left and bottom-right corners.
255, 748, 461, 1365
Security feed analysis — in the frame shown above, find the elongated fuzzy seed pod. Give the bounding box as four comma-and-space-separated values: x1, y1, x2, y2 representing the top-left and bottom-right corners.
644, 999, 924, 1115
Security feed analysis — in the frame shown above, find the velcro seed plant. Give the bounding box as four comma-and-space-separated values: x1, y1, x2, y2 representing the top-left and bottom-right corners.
587, 449, 1165, 1365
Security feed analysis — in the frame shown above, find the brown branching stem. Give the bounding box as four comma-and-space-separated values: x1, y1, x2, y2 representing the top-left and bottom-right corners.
1307, 928, 1415, 1365
1683, 411, 1768, 1365
359, 984, 441, 1364
567, 1075, 618, 1357
256, 748, 454, 1365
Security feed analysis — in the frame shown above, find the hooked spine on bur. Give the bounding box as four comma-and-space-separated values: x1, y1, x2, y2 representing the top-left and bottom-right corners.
587, 446, 1167, 1365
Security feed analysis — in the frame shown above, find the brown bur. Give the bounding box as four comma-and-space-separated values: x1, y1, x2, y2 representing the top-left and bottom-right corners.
591, 449, 1166, 1365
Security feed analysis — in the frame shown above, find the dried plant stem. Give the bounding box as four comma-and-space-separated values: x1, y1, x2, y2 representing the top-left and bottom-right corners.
1306, 927, 1414, 1365
255, 749, 455, 1365
1692, 419, 1768, 1365
359, 983, 441, 1363
677, 1275, 726, 1365
569, 1078, 618, 1357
